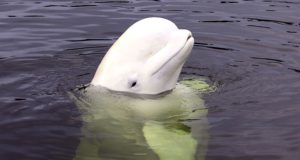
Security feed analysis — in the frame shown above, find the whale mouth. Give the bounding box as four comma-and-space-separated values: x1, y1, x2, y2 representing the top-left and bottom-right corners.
187, 34, 192, 41
151, 32, 194, 76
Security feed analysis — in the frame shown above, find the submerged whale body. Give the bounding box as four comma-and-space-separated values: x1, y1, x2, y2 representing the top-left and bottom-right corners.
71, 83, 209, 160
70, 17, 210, 160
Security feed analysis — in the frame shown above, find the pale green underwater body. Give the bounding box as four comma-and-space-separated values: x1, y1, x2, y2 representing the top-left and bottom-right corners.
69, 77, 214, 160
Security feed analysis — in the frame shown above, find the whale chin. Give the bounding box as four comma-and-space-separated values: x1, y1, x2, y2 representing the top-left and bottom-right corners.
91, 17, 195, 95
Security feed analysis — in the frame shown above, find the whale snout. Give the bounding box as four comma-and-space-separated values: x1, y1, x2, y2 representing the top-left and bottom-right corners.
177, 29, 194, 53
184, 30, 193, 40
177, 29, 193, 41
173, 29, 194, 61
186, 31, 194, 45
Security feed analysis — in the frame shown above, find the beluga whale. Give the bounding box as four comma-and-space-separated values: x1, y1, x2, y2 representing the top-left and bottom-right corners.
91, 17, 194, 95
69, 17, 213, 160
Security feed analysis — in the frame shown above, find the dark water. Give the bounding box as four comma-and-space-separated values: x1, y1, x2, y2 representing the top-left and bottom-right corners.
1, 0, 300, 159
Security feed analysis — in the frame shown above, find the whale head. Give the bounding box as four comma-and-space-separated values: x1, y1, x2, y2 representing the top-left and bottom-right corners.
91, 17, 194, 95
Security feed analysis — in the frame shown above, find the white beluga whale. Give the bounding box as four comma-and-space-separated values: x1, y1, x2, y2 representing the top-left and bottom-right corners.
70, 17, 214, 160
91, 17, 194, 95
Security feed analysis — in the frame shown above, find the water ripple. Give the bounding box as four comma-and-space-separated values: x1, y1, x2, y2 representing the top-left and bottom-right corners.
1, 0, 300, 159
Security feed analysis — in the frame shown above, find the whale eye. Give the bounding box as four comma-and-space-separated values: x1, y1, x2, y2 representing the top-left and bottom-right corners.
130, 81, 137, 88
128, 80, 137, 88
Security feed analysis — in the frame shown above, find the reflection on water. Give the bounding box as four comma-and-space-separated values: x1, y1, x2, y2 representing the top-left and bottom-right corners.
0, 0, 300, 160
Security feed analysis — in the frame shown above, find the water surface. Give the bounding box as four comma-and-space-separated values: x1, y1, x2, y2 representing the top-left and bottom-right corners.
1, 0, 300, 159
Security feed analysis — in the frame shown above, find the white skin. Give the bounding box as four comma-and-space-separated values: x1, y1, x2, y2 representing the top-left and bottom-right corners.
91, 17, 194, 95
